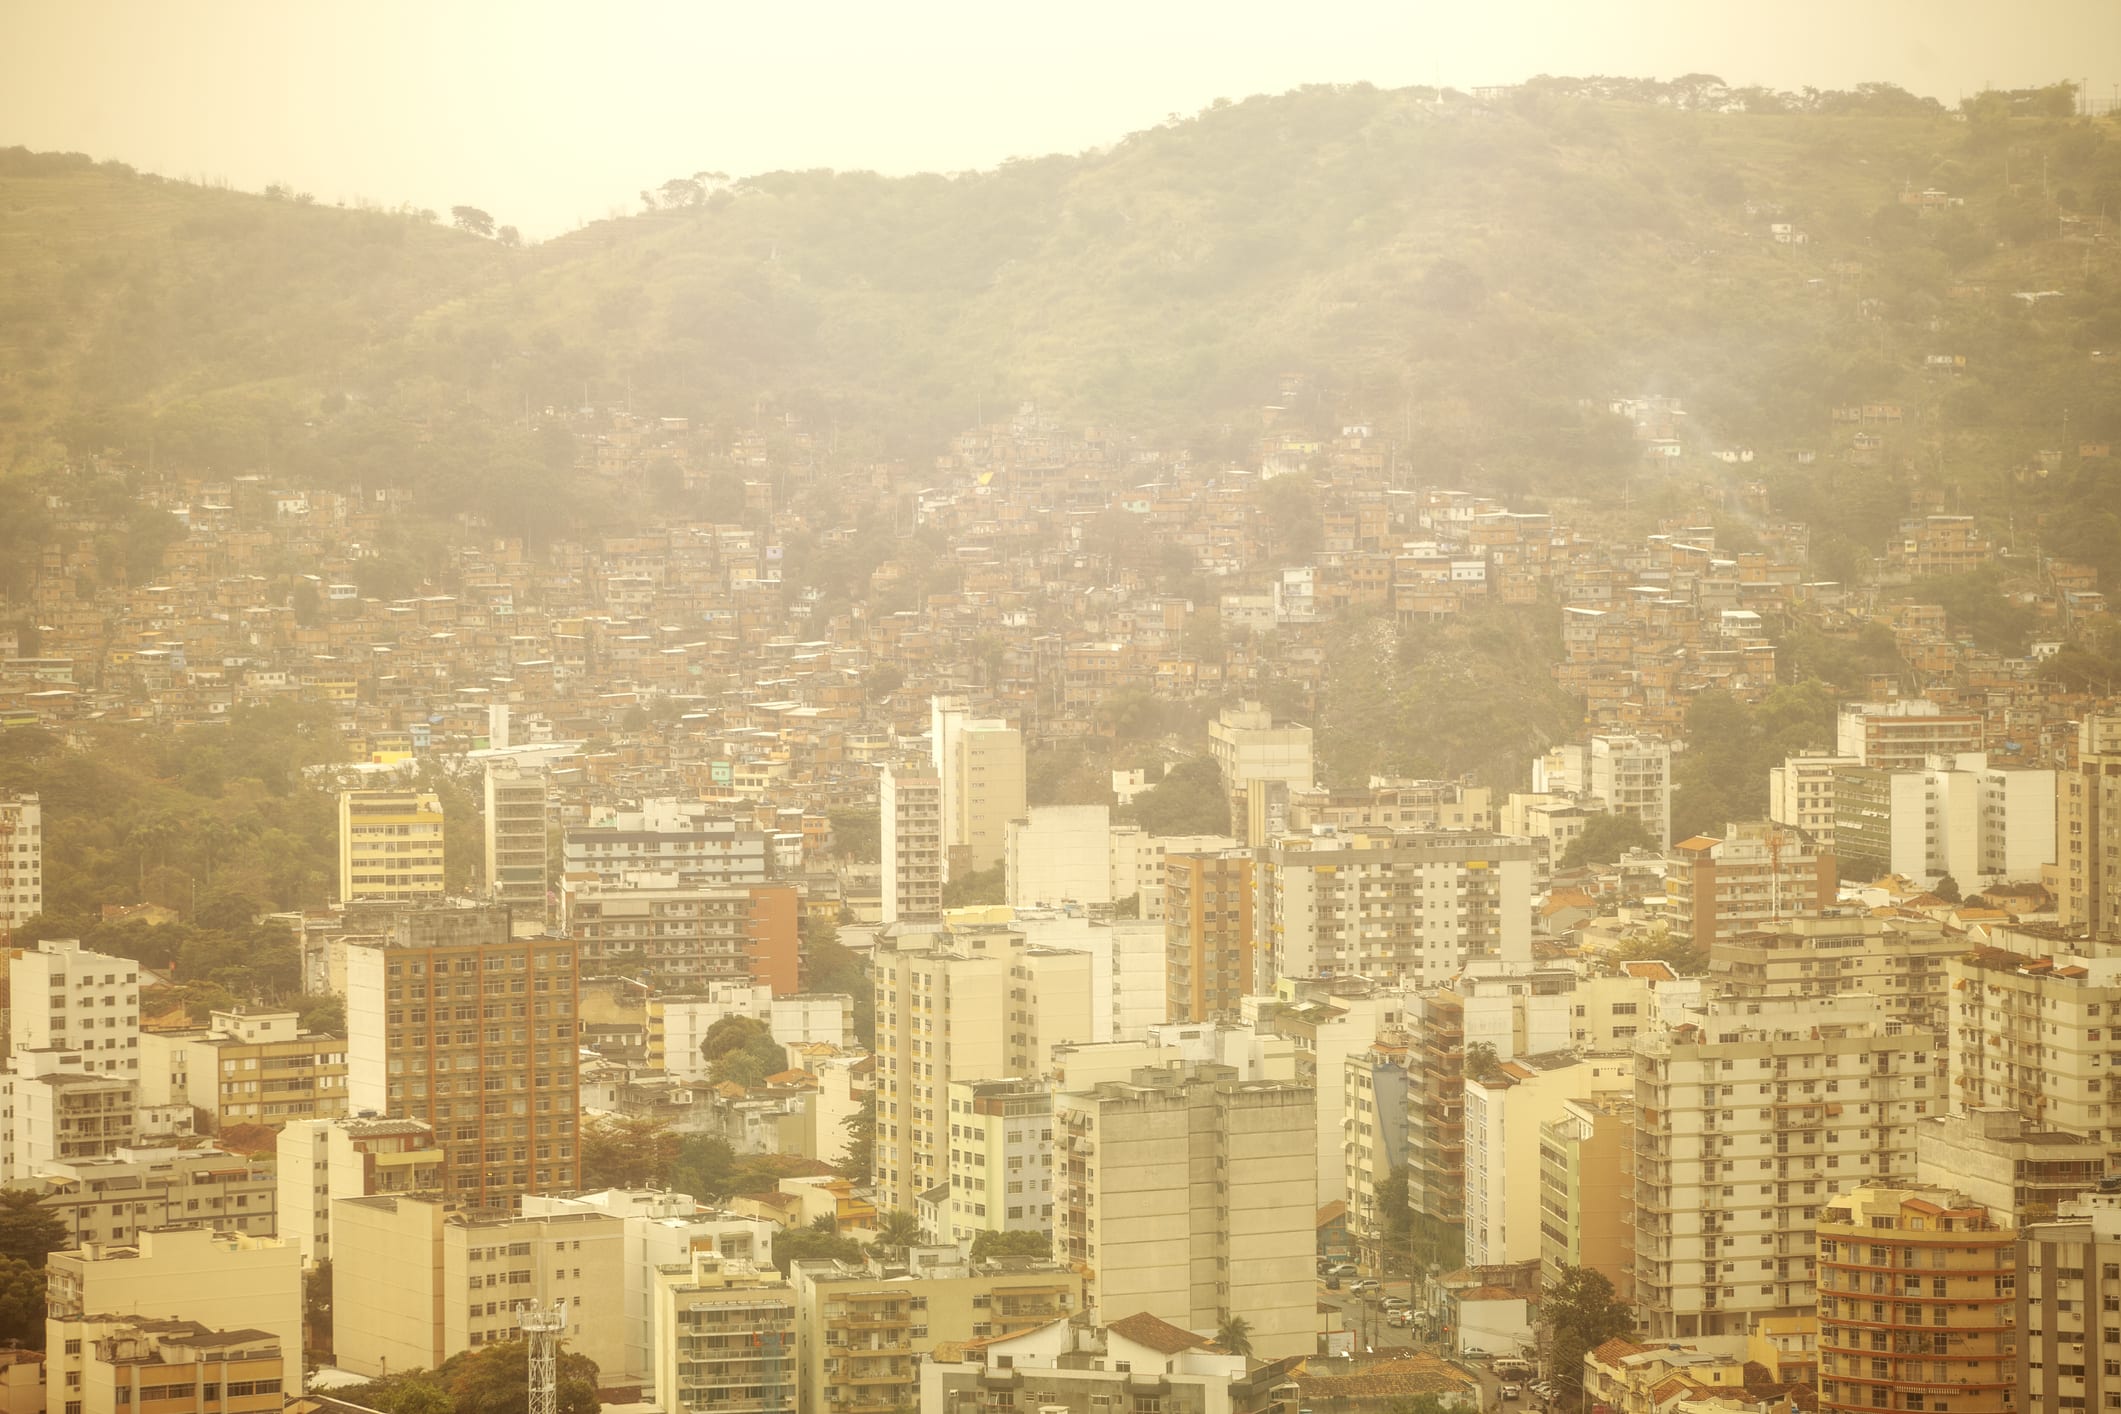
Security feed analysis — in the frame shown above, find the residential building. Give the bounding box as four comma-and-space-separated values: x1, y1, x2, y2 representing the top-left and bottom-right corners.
1254, 830, 1536, 989
1253, 977, 1413, 1210
919, 1314, 1271, 1414
1285, 778, 1494, 833
6, 1051, 136, 1179
1208, 702, 1314, 844
0, 792, 41, 938
561, 802, 770, 888
563, 875, 799, 994
1915, 1108, 2106, 1225
1947, 948, 2121, 1157
45, 1229, 301, 1393
1343, 1039, 1411, 1269
941, 1077, 1053, 1243
649, 1250, 795, 1414
11, 937, 139, 1076
1579, 1339, 1755, 1414
1835, 699, 1985, 774
1709, 910, 1961, 1032
1588, 734, 1674, 849
137, 1008, 347, 1133
658, 987, 853, 1079
331, 1195, 624, 1378
1464, 1051, 1630, 1268
1665, 821, 1836, 949
2016, 1185, 2121, 1414
336, 788, 445, 904
1833, 753, 2055, 888
1406, 988, 1467, 1263
24, 1148, 277, 1248
1632, 995, 1940, 1339
1815, 1185, 2014, 1414
1498, 791, 1602, 882
1055, 1062, 1315, 1361
880, 764, 942, 924
1106, 828, 1238, 921
1005, 805, 1111, 908
2059, 714, 2121, 937
1165, 848, 1255, 1023
946, 720, 1025, 878
1539, 1093, 1635, 1296
344, 906, 581, 1207
1767, 751, 1860, 852
482, 757, 549, 919
788, 1252, 1082, 1414
65, 1318, 285, 1414
274, 1115, 446, 1265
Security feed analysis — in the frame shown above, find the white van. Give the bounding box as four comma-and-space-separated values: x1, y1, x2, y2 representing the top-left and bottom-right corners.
1493, 1357, 1533, 1378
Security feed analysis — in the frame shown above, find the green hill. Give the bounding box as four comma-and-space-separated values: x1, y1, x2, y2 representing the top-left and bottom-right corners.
5, 79, 2121, 572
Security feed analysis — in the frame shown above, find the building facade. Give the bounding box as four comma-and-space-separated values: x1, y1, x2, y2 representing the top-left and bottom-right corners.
2059, 714, 2121, 937
880, 764, 942, 925
482, 757, 549, 918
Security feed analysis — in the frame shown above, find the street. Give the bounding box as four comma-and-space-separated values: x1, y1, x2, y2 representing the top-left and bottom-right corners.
1314, 1279, 1519, 1413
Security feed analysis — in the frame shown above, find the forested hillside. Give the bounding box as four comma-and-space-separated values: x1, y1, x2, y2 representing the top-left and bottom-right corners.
4, 78, 2120, 562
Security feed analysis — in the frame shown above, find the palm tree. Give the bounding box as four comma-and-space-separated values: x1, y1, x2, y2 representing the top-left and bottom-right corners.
1215, 1313, 1253, 1360
874, 1209, 923, 1248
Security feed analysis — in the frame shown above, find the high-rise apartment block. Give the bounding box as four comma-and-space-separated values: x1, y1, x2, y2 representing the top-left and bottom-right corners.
563, 875, 799, 993
881, 764, 942, 924
1666, 821, 1836, 949
1835, 699, 1986, 773
1055, 1062, 1315, 1361
1768, 751, 1860, 852
1255, 830, 1535, 988
2060, 714, 2121, 937
934, 710, 1024, 879
1164, 847, 1255, 1022
337, 787, 445, 903
1948, 948, 2121, 1152
1709, 910, 1961, 1032
1632, 996, 1938, 1339
1464, 1051, 1630, 1268
482, 757, 549, 917
0, 791, 41, 937
275, 1114, 446, 1265
1538, 1092, 1635, 1297
138, 1007, 348, 1133
1816, 1185, 2014, 1414
651, 1250, 796, 1414
11, 936, 139, 1075
1208, 701, 1314, 844
345, 906, 581, 1207
562, 801, 770, 887
2017, 1186, 2121, 1414
941, 1076, 1054, 1243
1834, 753, 2055, 888
1589, 734, 1674, 849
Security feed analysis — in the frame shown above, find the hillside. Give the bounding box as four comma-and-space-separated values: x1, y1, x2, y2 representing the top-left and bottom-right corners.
5, 79, 2121, 569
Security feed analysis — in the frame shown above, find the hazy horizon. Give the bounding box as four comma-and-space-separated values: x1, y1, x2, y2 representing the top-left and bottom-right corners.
4, 0, 2118, 239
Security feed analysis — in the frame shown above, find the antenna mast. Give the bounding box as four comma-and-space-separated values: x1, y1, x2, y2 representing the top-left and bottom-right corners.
518, 1299, 568, 1414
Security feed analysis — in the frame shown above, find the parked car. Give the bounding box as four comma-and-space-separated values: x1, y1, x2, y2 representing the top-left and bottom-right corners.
1386, 1310, 1413, 1327
1460, 1346, 1488, 1360
1350, 1278, 1382, 1294
1324, 1277, 1341, 1290
1326, 1263, 1358, 1276
1500, 1384, 1522, 1401
1382, 1296, 1411, 1310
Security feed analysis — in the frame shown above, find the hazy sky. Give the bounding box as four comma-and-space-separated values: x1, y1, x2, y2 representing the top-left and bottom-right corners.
3, 1, 2117, 237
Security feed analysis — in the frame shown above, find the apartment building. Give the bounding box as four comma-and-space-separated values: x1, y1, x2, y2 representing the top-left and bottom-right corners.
46, 1229, 302, 1393
1055, 1063, 1314, 1361
563, 875, 799, 994
1253, 977, 1413, 1209
880, 764, 942, 924
12, 937, 140, 1076
66, 1318, 285, 1414
1343, 1039, 1410, 1268
1538, 1092, 1635, 1297
1464, 1051, 1630, 1268
788, 1252, 1081, 1414
1947, 948, 2121, 1154
28, 1148, 277, 1248
562, 801, 770, 888
2059, 714, 2121, 937
1767, 751, 1860, 852
0, 791, 42, 935
1254, 829, 1536, 989
1815, 1185, 2014, 1414
1285, 778, 1494, 833
331, 1195, 624, 1378
946, 719, 1025, 878
1915, 1108, 2105, 1225
658, 987, 854, 1079
1665, 821, 1836, 949
1833, 753, 2056, 888
870, 921, 1094, 1213
344, 906, 581, 1207
1165, 847, 1255, 1023
275, 1114, 446, 1265
1835, 699, 1985, 774
2017, 1185, 2121, 1414
941, 1077, 1053, 1244
6, 1051, 137, 1178
1632, 996, 1940, 1339
1709, 911, 1961, 1032
921, 1316, 1268, 1414
336, 787, 445, 904
1208, 701, 1314, 845
1589, 734, 1675, 849
1005, 805, 1110, 907
1406, 988, 1467, 1260
138, 1008, 347, 1133
1107, 826, 1238, 921
482, 757, 549, 918
649, 1250, 796, 1414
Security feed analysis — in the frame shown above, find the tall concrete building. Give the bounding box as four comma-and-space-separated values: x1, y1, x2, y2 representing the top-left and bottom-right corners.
1835, 698, 1986, 773
337, 787, 445, 904
1006, 804, 1112, 907
1767, 751, 1860, 852
11, 937, 139, 1075
562, 801, 771, 887
1816, 1185, 2014, 1414
1538, 1092, 1635, 1297
940, 1077, 1054, 1243
1055, 1063, 1316, 1361
1709, 910, 1962, 1033
2017, 1186, 2121, 1414
138, 1007, 348, 1132
345, 906, 581, 1207
651, 1250, 796, 1414
1464, 1051, 1631, 1268
1588, 734, 1674, 849
1343, 1038, 1411, 1269
1208, 701, 1314, 845
1164, 847, 1256, 1022
1833, 753, 2056, 888
1948, 948, 2121, 1156
1255, 829, 1536, 988
870, 920, 1094, 1213
563, 875, 799, 993
2060, 714, 2121, 937
1915, 1108, 2105, 1226
482, 757, 549, 918
1632, 995, 1938, 1339
275, 1114, 446, 1265
951, 721, 1026, 878
880, 763, 942, 924
1665, 821, 1836, 949
0, 791, 41, 938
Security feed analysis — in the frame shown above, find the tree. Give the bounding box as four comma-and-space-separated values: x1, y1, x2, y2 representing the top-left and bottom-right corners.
338, 1373, 452, 1414
701, 1014, 787, 1089
1463, 1042, 1502, 1083
0, 1257, 45, 1347
442, 1338, 599, 1414
970, 1229, 1050, 1261
942, 863, 1005, 908
580, 1113, 681, 1188
451, 206, 495, 237
873, 1210, 923, 1248
305, 1258, 333, 1353
828, 809, 880, 862
1128, 756, 1228, 835
495, 226, 521, 249
1559, 814, 1655, 870
1541, 1266, 1634, 1410
1215, 1313, 1253, 1360
1932, 874, 1963, 903
0, 1190, 66, 1267
770, 1225, 866, 1274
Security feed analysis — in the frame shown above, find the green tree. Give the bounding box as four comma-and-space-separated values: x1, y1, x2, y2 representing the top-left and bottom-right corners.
1128, 756, 1228, 835
0, 1257, 46, 1348
580, 1113, 681, 1188
305, 1258, 333, 1355
942, 863, 1005, 908
0, 1190, 67, 1267
1932, 874, 1963, 903
1215, 1313, 1253, 1360
770, 1225, 866, 1274
1463, 1042, 1502, 1083
1541, 1266, 1635, 1409
873, 1210, 923, 1248
1559, 814, 1655, 870
828, 809, 880, 862
701, 1015, 787, 1089
442, 1338, 599, 1414
450, 206, 496, 238
969, 1229, 1051, 1261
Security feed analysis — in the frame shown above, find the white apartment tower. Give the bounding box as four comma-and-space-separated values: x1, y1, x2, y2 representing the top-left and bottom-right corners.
1589, 734, 1674, 850
11, 937, 140, 1076
482, 758, 550, 918
929, 696, 1025, 878
0, 792, 42, 937
880, 764, 942, 925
